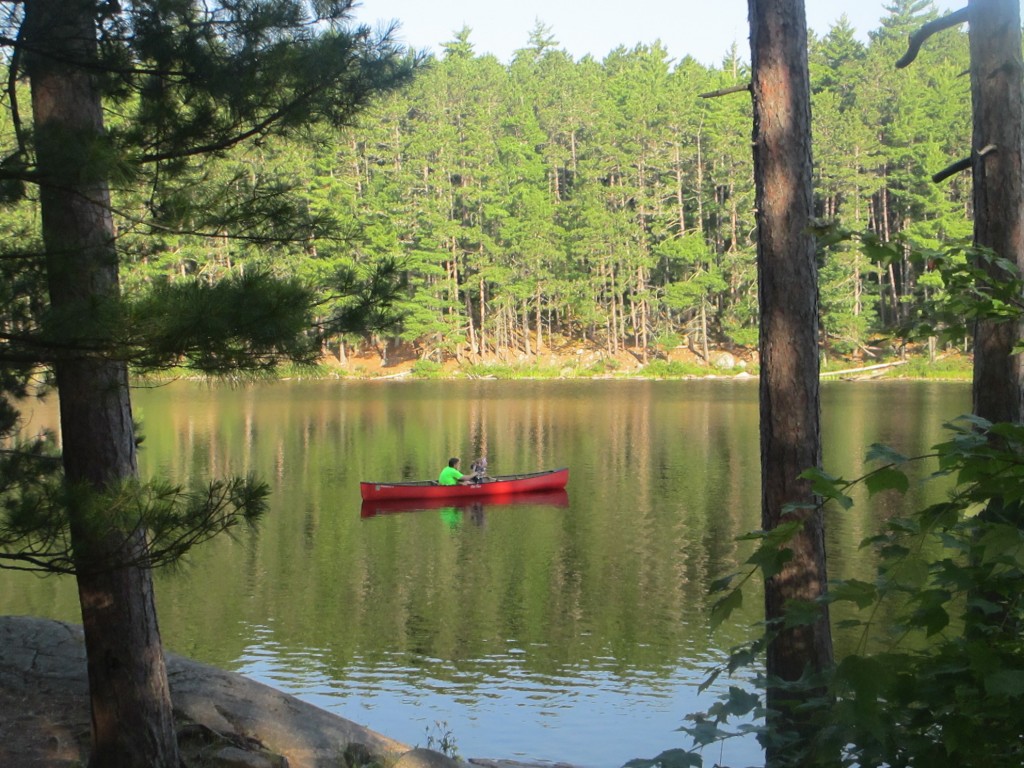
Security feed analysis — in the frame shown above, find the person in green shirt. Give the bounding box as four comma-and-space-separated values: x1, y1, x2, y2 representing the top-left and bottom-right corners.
438, 457, 475, 486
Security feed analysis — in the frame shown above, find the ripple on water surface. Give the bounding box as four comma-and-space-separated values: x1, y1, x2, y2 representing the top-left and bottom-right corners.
232, 635, 762, 767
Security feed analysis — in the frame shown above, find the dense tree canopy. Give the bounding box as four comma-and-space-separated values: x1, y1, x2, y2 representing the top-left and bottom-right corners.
0, 1, 997, 766
0, 2, 416, 766
43, 2, 971, 365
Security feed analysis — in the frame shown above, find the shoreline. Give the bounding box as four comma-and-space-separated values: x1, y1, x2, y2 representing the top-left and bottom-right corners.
154, 349, 972, 385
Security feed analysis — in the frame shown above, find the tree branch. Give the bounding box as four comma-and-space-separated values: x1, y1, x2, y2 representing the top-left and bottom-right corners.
933, 143, 997, 183
699, 83, 751, 99
6, 24, 27, 159
896, 7, 970, 69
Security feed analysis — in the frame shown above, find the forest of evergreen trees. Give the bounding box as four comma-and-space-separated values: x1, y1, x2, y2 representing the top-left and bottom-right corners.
54, 0, 976, 364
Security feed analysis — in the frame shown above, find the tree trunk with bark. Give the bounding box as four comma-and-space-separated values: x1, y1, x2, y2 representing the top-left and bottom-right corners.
969, 0, 1024, 424
748, 0, 833, 758
24, 2, 179, 766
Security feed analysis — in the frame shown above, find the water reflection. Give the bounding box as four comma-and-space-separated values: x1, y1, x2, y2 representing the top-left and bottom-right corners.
0, 379, 970, 767
360, 490, 571, 518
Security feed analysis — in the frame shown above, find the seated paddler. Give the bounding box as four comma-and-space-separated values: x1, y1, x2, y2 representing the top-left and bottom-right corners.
438, 457, 476, 486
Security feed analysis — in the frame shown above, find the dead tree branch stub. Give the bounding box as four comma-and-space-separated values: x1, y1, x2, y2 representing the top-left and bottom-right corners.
699, 83, 751, 99
896, 7, 970, 69
933, 143, 997, 183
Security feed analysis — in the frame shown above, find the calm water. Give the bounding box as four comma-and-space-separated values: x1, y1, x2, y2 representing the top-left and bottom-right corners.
2, 379, 969, 766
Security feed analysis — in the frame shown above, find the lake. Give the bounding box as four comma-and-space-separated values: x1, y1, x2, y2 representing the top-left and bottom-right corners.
0, 379, 970, 766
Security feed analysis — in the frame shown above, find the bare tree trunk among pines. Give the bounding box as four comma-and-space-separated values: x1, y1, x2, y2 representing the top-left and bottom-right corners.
536, 286, 544, 353
466, 293, 478, 354
479, 275, 488, 354
696, 128, 705, 231
748, 0, 833, 758
968, 0, 1024, 423
24, 1, 179, 766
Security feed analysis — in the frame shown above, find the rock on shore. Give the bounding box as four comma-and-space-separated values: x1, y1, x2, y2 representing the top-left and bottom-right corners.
0, 615, 451, 768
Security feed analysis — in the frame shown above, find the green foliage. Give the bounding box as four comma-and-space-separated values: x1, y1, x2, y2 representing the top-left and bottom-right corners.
126, 271, 319, 374
881, 354, 972, 380
461, 362, 565, 379
109, 2, 419, 164
582, 358, 621, 376
644, 417, 1024, 767
410, 359, 443, 378
651, 332, 682, 352
422, 720, 460, 760
815, 225, 1022, 361
0, 6, 978, 366
641, 360, 711, 378
99, 13, 974, 364
720, 305, 759, 349
0, 0, 419, 583
0, 470, 269, 575
908, 244, 1024, 344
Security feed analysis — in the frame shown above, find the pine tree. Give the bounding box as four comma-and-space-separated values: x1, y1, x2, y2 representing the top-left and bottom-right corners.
1, 2, 414, 766
966, 0, 1024, 421
748, 1, 832, 763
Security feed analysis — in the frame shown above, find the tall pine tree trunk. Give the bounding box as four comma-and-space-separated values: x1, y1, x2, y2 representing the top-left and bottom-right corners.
969, 0, 1024, 423
696, 127, 705, 232
523, 305, 532, 356
24, 2, 179, 766
479, 275, 488, 355
674, 143, 686, 233
535, 285, 544, 353
748, 0, 833, 760
700, 303, 711, 363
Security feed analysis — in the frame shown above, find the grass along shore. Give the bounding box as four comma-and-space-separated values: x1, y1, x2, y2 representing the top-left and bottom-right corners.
277, 346, 974, 382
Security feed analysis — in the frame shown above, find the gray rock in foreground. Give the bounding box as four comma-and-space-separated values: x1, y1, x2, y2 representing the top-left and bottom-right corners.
0, 615, 578, 768
0, 615, 409, 768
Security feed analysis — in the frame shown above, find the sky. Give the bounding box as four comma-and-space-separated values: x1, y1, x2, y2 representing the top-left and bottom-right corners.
352, 0, 967, 66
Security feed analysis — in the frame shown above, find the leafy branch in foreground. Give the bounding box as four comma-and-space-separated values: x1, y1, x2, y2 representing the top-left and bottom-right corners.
1, 263, 409, 377
814, 225, 1024, 349
0, 405, 269, 576
630, 416, 1024, 767
125, 271, 321, 374
0, 456, 270, 575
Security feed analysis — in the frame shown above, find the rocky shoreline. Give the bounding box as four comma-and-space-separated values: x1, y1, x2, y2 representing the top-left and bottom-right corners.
0, 616, 571, 768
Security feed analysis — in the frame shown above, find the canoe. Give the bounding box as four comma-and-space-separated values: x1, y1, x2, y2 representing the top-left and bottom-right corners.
360, 489, 570, 517
360, 467, 569, 502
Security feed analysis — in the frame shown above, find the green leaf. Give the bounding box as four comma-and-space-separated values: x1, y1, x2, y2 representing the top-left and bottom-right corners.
886, 518, 919, 534
894, 558, 930, 589
985, 671, 1024, 698
919, 502, 961, 529
865, 466, 910, 495
783, 598, 827, 629
967, 596, 1004, 616
710, 588, 743, 629
977, 524, 1024, 564
686, 719, 731, 747
865, 443, 909, 465
713, 686, 761, 718
746, 542, 794, 579
829, 579, 878, 609
727, 639, 765, 674
698, 666, 723, 694
835, 619, 866, 630
709, 573, 737, 594
987, 422, 1024, 443
801, 467, 854, 509
836, 654, 885, 698
909, 590, 950, 636
761, 520, 805, 547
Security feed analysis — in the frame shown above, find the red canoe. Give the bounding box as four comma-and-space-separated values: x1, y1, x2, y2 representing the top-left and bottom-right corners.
360, 467, 569, 502
361, 489, 570, 517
